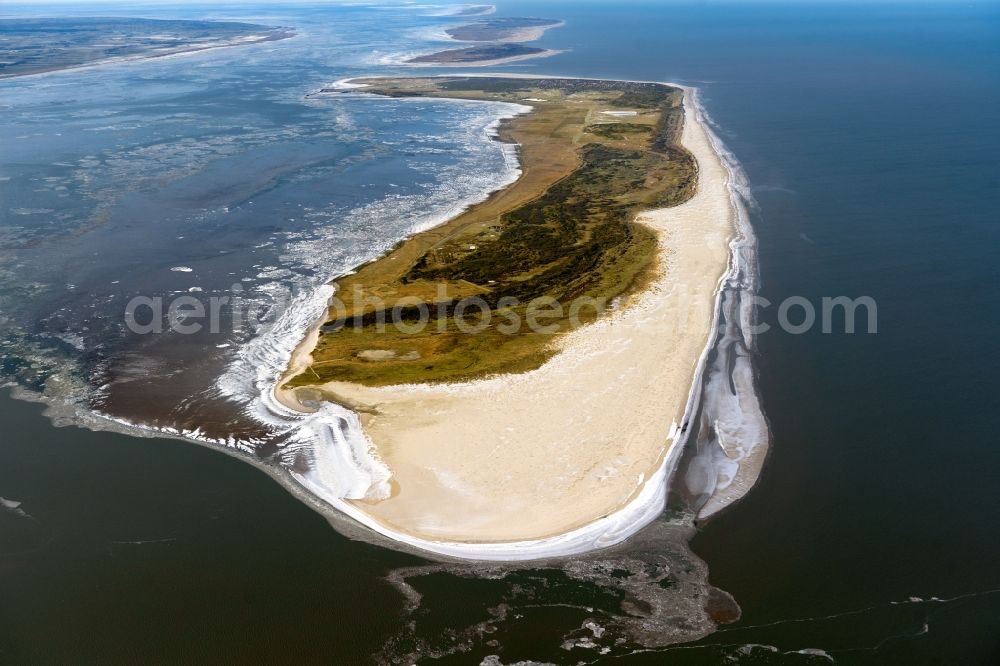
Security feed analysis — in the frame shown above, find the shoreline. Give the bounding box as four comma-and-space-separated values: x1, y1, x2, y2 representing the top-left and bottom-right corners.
677, 98, 770, 521
274, 77, 747, 559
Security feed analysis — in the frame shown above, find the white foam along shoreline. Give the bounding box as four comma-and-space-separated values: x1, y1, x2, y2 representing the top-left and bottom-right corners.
260, 75, 762, 560
676, 98, 769, 520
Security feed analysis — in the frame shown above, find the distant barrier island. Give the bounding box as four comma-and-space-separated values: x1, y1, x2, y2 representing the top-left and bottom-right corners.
407, 15, 563, 66
0, 17, 293, 79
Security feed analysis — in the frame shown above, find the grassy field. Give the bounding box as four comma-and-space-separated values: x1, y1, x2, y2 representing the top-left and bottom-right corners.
287, 77, 696, 387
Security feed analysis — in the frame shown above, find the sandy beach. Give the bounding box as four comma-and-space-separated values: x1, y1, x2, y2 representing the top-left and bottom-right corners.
278, 84, 738, 552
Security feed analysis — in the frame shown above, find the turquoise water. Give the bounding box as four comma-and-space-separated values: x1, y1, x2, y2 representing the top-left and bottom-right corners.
2, 1, 1000, 663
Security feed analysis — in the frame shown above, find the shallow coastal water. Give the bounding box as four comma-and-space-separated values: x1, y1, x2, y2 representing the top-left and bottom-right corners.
3, 1, 1000, 663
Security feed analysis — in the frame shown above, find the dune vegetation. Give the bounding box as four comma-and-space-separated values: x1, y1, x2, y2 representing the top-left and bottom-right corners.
287, 77, 696, 387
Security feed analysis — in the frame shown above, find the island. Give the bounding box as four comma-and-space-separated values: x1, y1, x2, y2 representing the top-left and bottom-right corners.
407, 15, 562, 66
405, 43, 549, 65
0, 17, 293, 79
282, 77, 736, 556
447, 5, 496, 17
444, 17, 564, 42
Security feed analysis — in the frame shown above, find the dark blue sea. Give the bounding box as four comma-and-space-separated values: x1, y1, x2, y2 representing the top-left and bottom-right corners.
2, 1, 999, 663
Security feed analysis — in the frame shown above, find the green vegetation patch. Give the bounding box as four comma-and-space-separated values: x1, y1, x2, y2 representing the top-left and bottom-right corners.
586, 122, 655, 141
288, 79, 696, 388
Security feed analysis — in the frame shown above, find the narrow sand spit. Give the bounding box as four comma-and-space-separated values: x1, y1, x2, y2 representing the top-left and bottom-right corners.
279, 86, 737, 554
403, 48, 561, 68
